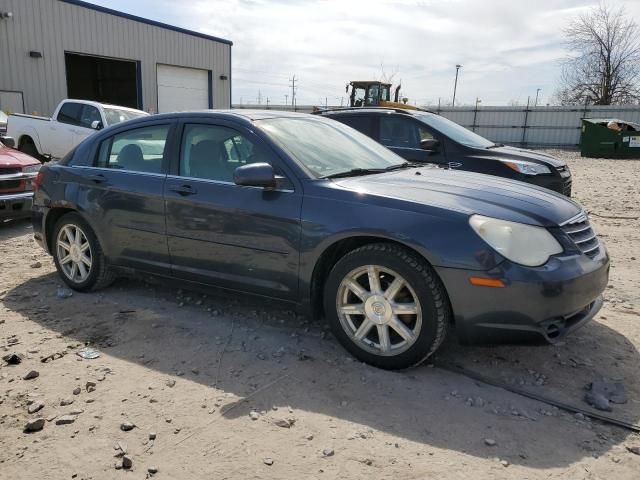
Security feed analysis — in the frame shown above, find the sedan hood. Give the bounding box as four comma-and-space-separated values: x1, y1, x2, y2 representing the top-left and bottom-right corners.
334, 168, 581, 227
479, 145, 566, 168
0, 145, 40, 168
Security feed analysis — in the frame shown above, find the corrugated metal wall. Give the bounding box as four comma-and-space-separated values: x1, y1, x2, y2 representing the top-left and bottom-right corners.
0, 0, 231, 115
233, 104, 640, 148
436, 105, 640, 147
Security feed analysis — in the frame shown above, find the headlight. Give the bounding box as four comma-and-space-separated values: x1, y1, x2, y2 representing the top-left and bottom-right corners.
502, 160, 550, 175
22, 164, 41, 174
469, 215, 563, 266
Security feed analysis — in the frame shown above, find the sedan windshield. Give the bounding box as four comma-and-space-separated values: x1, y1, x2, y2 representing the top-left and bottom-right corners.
103, 108, 148, 126
415, 112, 494, 149
259, 117, 405, 178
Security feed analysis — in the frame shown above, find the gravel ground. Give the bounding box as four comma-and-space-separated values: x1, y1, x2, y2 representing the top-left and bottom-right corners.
1, 150, 639, 479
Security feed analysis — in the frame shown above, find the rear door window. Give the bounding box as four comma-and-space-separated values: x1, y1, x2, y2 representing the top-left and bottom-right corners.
96, 124, 170, 174
56, 102, 83, 126
336, 115, 374, 138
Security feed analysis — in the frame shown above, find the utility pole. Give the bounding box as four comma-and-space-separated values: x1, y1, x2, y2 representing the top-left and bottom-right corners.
452, 64, 462, 107
534, 88, 541, 107
284, 94, 288, 107
257, 90, 262, 105
472, 97, 481, 132
266, 98, 270, 109
289, 75, 297, 110
340, 96, 344, 107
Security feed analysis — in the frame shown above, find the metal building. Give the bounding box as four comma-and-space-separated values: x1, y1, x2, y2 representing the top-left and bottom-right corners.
0, 0, 232, 116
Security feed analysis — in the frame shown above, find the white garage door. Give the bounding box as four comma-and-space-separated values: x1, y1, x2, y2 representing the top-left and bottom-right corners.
157, 64, 209, 113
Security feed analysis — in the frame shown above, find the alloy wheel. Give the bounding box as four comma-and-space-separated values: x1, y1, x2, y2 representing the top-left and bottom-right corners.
56, 224, 93, 283
336, 265, 422, 356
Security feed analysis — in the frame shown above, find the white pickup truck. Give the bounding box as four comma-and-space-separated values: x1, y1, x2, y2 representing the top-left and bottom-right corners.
7, 99, 148, 160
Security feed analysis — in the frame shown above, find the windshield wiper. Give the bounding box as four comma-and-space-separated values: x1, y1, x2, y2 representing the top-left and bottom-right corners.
384, 161, 422, 171
486, 143, 505, 149
323, 162, 420, 179
323, 168, 386, 179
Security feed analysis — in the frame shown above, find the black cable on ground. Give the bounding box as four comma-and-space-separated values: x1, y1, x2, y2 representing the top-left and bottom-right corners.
434, 362, 640, 433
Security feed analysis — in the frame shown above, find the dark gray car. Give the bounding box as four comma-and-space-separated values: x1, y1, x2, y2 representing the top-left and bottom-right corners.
316, 108, 573, 196
32, 110, 608, 369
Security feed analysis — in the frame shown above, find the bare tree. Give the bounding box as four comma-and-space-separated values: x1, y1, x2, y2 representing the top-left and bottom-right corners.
555, 2, 640, 105
378, 62, 399, 85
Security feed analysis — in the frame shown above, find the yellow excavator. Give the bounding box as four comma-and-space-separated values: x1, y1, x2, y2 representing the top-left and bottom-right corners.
346, 80, 418, 110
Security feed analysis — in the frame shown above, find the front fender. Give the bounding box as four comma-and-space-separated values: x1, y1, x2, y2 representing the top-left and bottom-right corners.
298, 194, 505, 306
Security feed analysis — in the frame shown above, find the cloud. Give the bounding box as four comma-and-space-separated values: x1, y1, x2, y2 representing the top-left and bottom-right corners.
89, 0, 640, 106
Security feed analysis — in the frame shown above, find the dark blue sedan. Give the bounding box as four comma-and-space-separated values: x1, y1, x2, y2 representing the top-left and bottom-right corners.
31, 110, 609, 369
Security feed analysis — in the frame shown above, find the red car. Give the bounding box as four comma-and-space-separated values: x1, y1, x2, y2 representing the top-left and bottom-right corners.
0, 136, 41, 220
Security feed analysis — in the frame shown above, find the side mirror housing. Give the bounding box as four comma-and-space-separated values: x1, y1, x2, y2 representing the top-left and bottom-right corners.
0, 136, 15, 148
420, 139, 440, 151
234, 163, 276, 188
91, 120, 104, 130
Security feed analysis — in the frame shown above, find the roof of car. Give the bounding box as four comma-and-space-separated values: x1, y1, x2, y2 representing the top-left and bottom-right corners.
62, 99, 148, 114
133, 109, 322, 123
315, 107, 436, 116
105, 109, 327, 131
216, 109, 316, 121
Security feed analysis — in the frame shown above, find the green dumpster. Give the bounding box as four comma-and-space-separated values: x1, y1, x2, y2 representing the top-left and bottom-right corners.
580, 118, 640, 158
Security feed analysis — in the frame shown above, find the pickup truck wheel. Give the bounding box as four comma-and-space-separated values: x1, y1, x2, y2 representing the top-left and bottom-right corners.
323, 243, 450, 370
19, 140, 44, 162
52, 213, 115, 292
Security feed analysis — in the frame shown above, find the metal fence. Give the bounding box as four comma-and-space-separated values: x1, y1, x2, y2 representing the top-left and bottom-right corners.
436, 105, 640, 148
232, 104, 640, 148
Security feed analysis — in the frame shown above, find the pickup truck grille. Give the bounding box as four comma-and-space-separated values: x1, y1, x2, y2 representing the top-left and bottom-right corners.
0, 180, 22, 192
561, 214, 600, 258
0, 167, 22, 176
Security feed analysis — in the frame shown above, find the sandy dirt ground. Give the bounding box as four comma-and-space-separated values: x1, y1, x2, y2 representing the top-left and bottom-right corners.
1, 150, 639, 479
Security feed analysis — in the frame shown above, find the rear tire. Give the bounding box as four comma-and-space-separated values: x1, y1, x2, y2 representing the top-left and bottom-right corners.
52, 213, 115, 292
323, 243, 450, 370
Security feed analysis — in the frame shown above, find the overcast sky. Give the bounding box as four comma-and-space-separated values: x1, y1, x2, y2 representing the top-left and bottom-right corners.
88, 0, 640, 106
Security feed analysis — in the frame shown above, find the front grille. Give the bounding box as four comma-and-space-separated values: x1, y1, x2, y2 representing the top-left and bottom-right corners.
561, 213, 600, 258
0, 180, 22, 191
556, 166, 572, 196
0, 167, 21, 176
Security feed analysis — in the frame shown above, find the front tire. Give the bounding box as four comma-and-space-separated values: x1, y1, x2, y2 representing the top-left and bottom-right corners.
52, 213, 115, 292
323, 243, 450, 369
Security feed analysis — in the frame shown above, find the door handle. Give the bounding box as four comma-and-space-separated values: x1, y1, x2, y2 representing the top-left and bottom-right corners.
169, 184, 197, 196
88, 173, 106, 183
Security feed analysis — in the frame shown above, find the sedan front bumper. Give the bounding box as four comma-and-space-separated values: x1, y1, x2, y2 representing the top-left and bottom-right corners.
0, 192, 33, 220
435, 246, 610, 344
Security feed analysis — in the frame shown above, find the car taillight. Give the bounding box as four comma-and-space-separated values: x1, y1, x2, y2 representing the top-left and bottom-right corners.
33, 171, 45, 191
